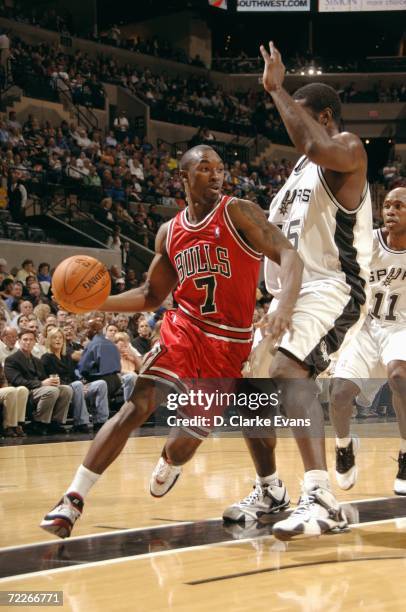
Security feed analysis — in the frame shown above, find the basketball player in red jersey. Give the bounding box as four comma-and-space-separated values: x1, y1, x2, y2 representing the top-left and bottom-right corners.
40, 144, 303, 538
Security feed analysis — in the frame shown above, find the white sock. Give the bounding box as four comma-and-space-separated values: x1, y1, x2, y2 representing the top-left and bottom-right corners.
66, 464, 100, 500
257, 472, 279, 486
304, 469, 330, 492
336, 436, 352, 448
400, 439, 406, 453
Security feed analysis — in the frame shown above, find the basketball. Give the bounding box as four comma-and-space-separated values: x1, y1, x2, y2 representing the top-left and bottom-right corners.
51, 255, 111, 314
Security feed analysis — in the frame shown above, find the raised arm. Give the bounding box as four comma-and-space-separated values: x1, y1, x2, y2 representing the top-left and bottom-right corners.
228, 199, 303, 341
259, 42, 367, 176
100, 222, 178, 313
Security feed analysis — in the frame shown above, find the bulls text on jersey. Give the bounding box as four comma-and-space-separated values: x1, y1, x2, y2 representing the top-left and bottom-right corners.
174, 245, 231, 285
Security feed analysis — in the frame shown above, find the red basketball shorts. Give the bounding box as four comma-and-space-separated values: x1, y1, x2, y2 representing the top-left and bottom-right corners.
139, 309, 252, 438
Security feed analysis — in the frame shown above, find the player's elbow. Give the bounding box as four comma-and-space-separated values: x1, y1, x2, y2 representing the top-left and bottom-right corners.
142, 285, 164, 311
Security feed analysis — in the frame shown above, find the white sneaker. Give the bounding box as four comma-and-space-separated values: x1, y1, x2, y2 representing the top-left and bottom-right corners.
272, 485, 348, 541
335, 436, 360, 490
394, 451, 406, 495
150, 457, 182, 497
40, 493, 83, 539
223, 479, 290, 522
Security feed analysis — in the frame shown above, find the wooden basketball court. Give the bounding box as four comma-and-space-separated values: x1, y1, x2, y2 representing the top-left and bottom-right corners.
1, 430, 406, 610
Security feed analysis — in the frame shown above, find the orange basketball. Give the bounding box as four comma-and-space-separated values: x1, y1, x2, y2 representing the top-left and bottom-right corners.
52, 255, 111, 314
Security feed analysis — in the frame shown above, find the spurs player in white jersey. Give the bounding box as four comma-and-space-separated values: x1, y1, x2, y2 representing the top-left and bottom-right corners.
223, 42, 373, 540
330, 187, 406, 494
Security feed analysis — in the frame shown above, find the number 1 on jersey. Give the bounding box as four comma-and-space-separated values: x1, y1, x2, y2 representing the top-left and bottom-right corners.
371, 292, 399, 321
194, 275, 217, 314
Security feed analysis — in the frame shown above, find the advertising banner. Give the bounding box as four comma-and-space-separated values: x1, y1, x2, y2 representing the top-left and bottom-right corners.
237, 0, 311, 11
319, 0, 406, 12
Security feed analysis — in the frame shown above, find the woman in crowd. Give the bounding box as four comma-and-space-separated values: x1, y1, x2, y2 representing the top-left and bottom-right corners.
114, 331, 141, 374
42, 327, 109, 433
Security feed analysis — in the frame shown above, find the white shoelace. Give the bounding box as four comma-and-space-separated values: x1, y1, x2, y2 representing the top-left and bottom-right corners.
155, 459, 172, 480
291, 493, 316, 516
54, 498, 80, 522
240, 483, 264, 506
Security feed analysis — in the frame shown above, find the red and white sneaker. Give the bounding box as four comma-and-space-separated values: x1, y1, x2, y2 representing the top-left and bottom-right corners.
40, 493, 83, 539
150, 457, 182, 497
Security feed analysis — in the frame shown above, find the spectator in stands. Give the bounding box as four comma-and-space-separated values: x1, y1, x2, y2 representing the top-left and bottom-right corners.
115, 314, 129, 334
114, 331, 141, 374
78, 317, 121, 397
16, 259, 36, 284
63, 323, 83, 358
0, 326, 18, 364
4, 329, 72, 435
96, 197, 115, 226
7, 171, 27, 223
56, 309, 68, 327
0, 362, 28, 437
37, 262, 52, 284
42, 327, 109, 433
0, 259, 10, 278
11, 300, 34, 326
114, 278, 126, 294
121, 241, 131, 270
132, 318, 152, 356
0, 278, 14, 303
109, 265, 123, 285
113, 111, 129, 142
104, 323, 118, 342
27, 281, 49, 307
33, 303, 51, 326
125, 269, 138, 290
106, 226, 122, 251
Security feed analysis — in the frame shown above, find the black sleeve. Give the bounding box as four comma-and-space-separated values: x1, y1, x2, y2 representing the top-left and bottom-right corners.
41, 353, 55, 376
4, 355, 42, 390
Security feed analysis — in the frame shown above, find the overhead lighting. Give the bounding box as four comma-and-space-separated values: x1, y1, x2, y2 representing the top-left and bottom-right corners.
300, 71, 305, 75
317, 70, 322, 75
308, 68, 315, 75
365, 139, 370, 144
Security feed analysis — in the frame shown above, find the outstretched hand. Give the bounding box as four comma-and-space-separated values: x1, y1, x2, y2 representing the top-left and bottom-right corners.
257, 306, 293, 345
259, 41, 285, 93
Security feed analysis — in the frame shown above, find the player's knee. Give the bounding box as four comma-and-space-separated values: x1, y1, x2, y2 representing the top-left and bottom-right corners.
387, 362, 406, 395
117, 389, 154, 428
165, 436, 201, 464
330, 379, 357, 409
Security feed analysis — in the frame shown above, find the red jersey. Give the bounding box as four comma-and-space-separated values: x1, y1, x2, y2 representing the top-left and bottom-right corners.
166, 195, 261, 343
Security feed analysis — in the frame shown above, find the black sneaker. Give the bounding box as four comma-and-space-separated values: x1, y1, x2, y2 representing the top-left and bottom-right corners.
48, 422, 68, 434
394, 452, 406, 495
27, 421, 48, 436
72, 424, 93, 434
335, 437, 359, 490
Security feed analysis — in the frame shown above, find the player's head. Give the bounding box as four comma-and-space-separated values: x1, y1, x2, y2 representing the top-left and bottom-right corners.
180, 145, 224, 206
382, 187, 406, 234
293, 83, 341, 131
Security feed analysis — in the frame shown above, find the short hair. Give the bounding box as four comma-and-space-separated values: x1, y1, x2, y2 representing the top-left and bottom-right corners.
38, 262, 50, 272
115, 314, 128, 323
18, 329, 36, 340
180, 145, 221, 172
22, 259, 34, 267
293, 83, 341, 124
1, 278, 14, 290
